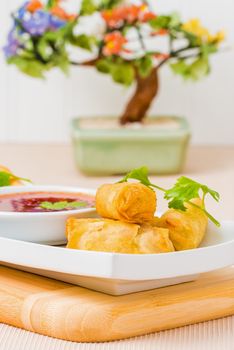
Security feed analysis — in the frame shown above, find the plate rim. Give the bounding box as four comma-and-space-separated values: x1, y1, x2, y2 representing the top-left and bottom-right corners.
1, 220, 234, 281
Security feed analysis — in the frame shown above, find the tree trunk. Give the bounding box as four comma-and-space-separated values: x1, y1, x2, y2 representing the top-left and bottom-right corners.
120, 67, 159, 125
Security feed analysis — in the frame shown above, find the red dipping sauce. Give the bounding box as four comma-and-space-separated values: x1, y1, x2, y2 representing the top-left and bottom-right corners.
0, 192, 95, 213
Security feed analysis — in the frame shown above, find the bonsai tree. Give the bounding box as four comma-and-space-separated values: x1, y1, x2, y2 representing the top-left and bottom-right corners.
4, 0, 225, 125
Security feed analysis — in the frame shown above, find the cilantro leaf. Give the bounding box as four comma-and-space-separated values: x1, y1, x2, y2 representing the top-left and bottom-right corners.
0, 170, 32, 187
0, 172, 11, 186
165, 176, 220, 226
69, 201, 87, 208
118, 167, 220, 226
119, 166, 151, 186
40, 201, 87, 211
200, 184, 220, 202
118, 166, 165, 191
164, 176, 202, 209
164, 176, 220, 207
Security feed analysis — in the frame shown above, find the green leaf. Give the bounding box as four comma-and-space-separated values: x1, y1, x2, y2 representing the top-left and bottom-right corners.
96, 59, 111, 73
180, 28, 202, 47
135, 56, 153, 78
0, 171, 32, 187
69, 201, 87, 208
165, 176, 201, 209
40, 201, 69, 210
80, 0, 122, 14
50, 49, 70, 74
0, 172, 11, 187
110, 63, 135, 86
96, 59, 135, 84
149, 15, 171, 30
200, 185, 220, 202
170, 60, 189, 76
118, 167, 220, 226
80, 0, 97, 15
118, 166, 165, 191
8, 56, 46, 78
189, 57, 210, 80
43, 21, 75, 43
169, 12, 181, 27
19, 50, 35, 59
57, 57, 70, 74
99, 0, 123, 9
201, 43, 217, 56
37, 39, 52, 60
164, 176, 220, 226
46, 0, 58, 9
40, 201, 87, 211
70, 34, 96, 51
170, 57, 210, 81
119, 166, 151, 186
150, 13, 181, 30
43, 31, 61, 42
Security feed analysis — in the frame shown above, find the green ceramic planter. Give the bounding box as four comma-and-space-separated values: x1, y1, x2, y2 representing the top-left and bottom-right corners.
71, 116, 190, 175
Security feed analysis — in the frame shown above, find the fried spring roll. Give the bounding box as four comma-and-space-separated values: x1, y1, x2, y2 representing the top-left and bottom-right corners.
95, 182, 156, 223
157, 198, 208, 250
66, 218, 174, 254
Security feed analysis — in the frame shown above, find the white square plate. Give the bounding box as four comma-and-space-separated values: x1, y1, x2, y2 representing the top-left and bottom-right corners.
1, 221, 233, 295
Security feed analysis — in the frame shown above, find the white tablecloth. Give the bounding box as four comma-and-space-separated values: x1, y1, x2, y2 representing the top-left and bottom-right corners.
1, 317, 234, 350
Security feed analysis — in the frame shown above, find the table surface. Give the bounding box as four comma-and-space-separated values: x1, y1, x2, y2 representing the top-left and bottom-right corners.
0, 143, 234, 350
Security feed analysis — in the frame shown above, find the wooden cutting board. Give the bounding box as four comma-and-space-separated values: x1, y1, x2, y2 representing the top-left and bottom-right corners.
0, 266, 234, 342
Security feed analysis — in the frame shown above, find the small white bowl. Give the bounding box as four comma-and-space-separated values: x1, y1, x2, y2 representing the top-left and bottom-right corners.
0, 185, 96, 245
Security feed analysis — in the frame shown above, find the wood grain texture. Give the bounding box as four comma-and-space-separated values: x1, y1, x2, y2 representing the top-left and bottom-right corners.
0, 266, 233, 342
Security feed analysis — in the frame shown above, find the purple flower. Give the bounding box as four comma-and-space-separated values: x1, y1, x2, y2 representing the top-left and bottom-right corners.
3, 28, 21, 58
21, 10, 51, 36
17, 2, 30, 20
3, 40, 19, 58
49, 15, 67, 30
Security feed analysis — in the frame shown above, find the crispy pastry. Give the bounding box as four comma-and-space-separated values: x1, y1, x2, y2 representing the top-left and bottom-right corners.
66, 218, 174, 254
95, 182, 156, 223
156, 198, 208, 250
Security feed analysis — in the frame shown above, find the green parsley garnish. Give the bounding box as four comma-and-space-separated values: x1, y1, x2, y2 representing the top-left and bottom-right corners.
0, 171, 32, 187
119, 166, 220, 227
40, 201, 87, 211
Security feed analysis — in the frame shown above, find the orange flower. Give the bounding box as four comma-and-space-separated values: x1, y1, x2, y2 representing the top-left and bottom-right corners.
103, 31, 127, 56
125, 5, 141, 23
26, 0, 43, 13
101, 4, 157, 28
51, 5, 76, 21
102, 8, 125, 28
141, 11, 157, 22
152, 29, 168, 36
158, 29, 168, 35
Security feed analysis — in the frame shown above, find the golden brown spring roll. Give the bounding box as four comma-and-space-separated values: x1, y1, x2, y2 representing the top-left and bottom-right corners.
156, 198, 208, 250
95, 182, 156, 223
135, 223, 175, 254
66, 218, 174, 254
